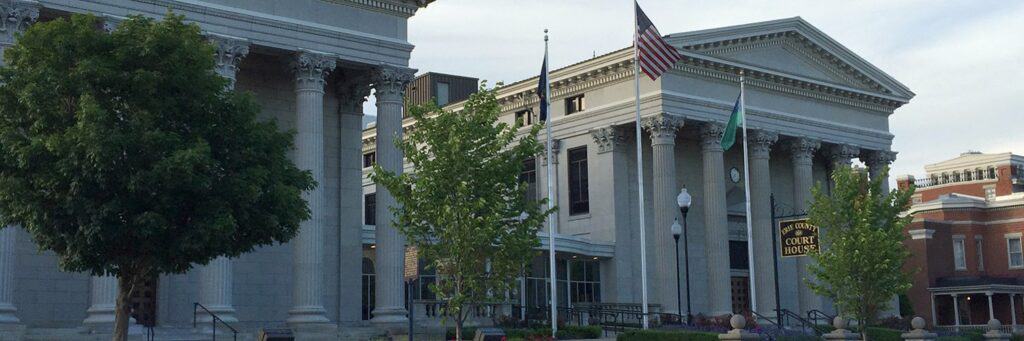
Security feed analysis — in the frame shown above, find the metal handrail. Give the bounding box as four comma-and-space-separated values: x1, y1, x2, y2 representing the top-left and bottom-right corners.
193, 302, 238, 341
777, 309, 823, 335
806, 309, 834, 326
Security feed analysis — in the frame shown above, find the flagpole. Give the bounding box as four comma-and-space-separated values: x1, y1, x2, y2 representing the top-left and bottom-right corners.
543, 29, 558, 338
739, 71, 758, 314
632, 0, 651, 330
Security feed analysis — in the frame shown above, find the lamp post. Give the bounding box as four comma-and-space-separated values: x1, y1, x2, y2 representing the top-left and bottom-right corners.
676, 187, 692, 325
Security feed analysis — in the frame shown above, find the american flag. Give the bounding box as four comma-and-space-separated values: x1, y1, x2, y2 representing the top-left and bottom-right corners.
635, 2, 682, 80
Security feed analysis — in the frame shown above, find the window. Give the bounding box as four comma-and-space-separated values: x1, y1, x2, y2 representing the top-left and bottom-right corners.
520, 158, 537, 203
985, 187, 996, 200
953, 236, 966, 270
952, 172, 960, 182
565, 94, 585, 115
364, 193, 376, 225
976, 169, 984, 180
941, 173, 950, 184
568, 259, 601, 304
988, 167, 997, 179
729, 240, 750, 270
976, 237, 985, 272
363, 151, 376, 168
964, 170, 972, 181
567, 147, 589, 215
1008, 234, 1023, 269
515, 109, 533, 126
436, 81, 450, 106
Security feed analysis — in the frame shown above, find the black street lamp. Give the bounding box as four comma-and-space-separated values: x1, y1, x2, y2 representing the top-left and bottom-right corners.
675, 186, 692, 325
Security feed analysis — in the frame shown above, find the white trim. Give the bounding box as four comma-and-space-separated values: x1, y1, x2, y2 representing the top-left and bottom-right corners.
1006, 235, 1024, 270
909, 229, 935, 240
953, 236, 967, 271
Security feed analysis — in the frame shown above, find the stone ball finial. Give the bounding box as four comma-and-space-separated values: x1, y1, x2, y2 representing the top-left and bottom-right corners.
833, 316, 847, 330
730, 314, 746, 330
988, 319, 1001, 330
911, 316, 926, 330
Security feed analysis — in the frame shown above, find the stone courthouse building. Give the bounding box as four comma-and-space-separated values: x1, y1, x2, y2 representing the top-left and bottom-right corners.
0, 0, 431, 339
361, 17, 914, 326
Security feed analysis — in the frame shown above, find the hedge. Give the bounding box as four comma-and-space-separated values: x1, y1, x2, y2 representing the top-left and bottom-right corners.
616, 329, 719, 341
864, 327, 903, 341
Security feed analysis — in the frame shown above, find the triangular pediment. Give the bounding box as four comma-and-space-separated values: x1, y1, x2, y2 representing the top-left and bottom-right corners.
665, 18, 914, 100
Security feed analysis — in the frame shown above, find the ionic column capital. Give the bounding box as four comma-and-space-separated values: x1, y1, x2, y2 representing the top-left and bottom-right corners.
208, 33, 250, 89
372, 64, 415, 102
699, 122, 726, 152
748, 130, 778, 158
827, 144, 860, 167
292, 50, 337, 91
641, 114, 684, 146
786, 137, 820, 165
590, 126, 628, 154
0, 0, 39, 46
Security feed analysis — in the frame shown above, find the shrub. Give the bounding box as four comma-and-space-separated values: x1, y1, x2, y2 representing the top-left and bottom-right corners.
876, 316, 914, 331
777, 334, 823, 341
864, 327, 903, 341
616, 329, 720, 341
445, 326, 478, 340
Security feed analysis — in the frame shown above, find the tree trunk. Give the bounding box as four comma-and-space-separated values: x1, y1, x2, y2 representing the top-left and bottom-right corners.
112, 274, 135, 341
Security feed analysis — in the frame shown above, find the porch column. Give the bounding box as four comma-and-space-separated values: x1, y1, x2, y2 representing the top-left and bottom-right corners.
0, 0, 38, 325
197, 33, 249, 326
931, 294, 938, 327
287, 50, 336, 325
787, 137, 820, 315
641, 114, 684, 310
953, 294, 961, 329
1011, 294, 1017, 331
335, 70, 372, 323
748, 130, 779, 316
699, 122, 731, 315
370, 64, 415, 330
987, 292, 995, 322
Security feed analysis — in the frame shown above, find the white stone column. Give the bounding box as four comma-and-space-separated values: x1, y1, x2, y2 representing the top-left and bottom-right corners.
287, 50, 336, 325
590, 126, 633, 302
196, 33, 249, 327
864, 150, 897, 194
698, 122, 731, 315
641, 114, 684, 310
0, 0, 38, 325
335, 70, 372, 323
786, 137, 820, 315
82, 275, 119, 328
748, 130, 778, 316
370, 65, 414, 331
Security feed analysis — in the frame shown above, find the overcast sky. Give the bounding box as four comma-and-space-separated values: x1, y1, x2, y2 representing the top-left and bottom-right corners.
368, 0, 1023, 179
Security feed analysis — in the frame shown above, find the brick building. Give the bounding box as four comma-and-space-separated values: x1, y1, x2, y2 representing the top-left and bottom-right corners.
897, 152, 1024, 330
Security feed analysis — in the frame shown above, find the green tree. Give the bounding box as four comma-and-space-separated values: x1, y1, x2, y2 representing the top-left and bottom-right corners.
0, 14, 313, 340
805, 166, 914, 339
371, 85, 553, 340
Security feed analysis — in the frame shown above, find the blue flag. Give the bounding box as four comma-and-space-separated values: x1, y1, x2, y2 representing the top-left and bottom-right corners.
537, 57, 548, 122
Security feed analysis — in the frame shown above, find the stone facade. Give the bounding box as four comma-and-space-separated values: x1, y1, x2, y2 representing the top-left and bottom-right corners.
0, 0, 429, 339
361, 17, 912, 321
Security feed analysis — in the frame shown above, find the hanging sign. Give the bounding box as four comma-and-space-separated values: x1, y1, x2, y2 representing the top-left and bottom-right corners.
779, 218, 819, 257
404, 245, 419, 282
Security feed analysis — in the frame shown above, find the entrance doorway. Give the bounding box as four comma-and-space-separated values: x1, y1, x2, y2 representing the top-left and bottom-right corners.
130, 277, 158, 327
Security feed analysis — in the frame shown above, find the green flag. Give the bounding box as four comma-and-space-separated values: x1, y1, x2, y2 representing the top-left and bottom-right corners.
721, 93, 743, 151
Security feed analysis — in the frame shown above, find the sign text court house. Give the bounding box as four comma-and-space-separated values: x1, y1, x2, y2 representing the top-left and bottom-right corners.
779, 218, 820, 257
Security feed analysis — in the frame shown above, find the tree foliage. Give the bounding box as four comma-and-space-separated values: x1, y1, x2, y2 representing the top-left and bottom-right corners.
805, 166, 914, 334
0, 14, 313, 339
371, 85, 552, 340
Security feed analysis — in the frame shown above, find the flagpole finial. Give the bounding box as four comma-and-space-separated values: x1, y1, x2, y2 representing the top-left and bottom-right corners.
544, 28, 548, 41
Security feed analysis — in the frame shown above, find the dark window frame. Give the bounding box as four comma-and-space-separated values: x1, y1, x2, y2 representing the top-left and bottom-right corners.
515, 109, 534, 126
567, 146, 590, 215
565, 94, 585, 115
363, 151, 376, 168
364, 193, 376, 225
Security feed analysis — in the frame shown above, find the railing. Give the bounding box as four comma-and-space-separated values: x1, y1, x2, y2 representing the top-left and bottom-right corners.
144, 326, 154, 341
806, 309, 834, 327
936, 324, 1016, 334
777, 309, 824, 335
193, 302, 238, 341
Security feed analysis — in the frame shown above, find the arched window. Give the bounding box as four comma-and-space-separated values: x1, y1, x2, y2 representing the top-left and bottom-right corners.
976, 169, 984, 180
963, 170, 972, 181
988, 167, 997, 179
942, 173, 950, 184
952, 172, 960, 182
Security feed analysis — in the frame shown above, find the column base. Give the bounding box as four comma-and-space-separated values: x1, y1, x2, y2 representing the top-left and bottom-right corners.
0, 323, 25, 341
82, 303, 116, 332
371, 306, 409, 335
0, 303, 20, 324
287, 306, 330, 325
291, 322, 338, 341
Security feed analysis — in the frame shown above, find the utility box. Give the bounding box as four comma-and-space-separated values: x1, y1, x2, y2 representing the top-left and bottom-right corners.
258, 328, 294, 341
473, 327, 506, 341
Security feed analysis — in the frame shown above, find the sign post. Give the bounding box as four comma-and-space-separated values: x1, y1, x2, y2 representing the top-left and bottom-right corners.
768, 194, 818, 319
404, 246, 419, 341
